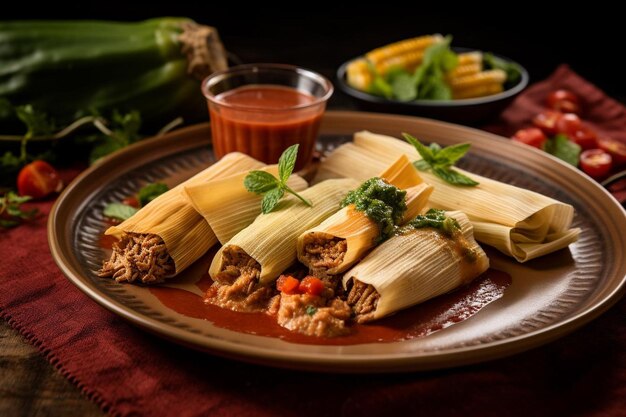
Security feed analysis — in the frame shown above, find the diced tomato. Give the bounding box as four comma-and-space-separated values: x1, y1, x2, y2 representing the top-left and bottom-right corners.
555, 113, 583, 136
598, 137, 626, 166
511, 128, 547, 148
276, 275, 300, 294
546, 89, 581, 115
298, 276, 325, 296
580, 149, 612, 179
532, 110, 562, 136
122, 196, 140, 208
17, 160, 63, 199
569, 126, 598, 150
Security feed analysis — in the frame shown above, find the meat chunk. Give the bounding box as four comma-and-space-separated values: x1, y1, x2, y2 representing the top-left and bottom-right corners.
277, 294, 351, 337
301, 236, 347, 269
98, 233, 175, 284
346, 279, 380, 323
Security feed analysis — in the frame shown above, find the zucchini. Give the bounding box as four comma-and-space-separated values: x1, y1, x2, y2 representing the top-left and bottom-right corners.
0, 18, 227, 129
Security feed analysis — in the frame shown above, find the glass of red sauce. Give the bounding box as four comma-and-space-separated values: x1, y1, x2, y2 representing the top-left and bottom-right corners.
202, 64, 333, 171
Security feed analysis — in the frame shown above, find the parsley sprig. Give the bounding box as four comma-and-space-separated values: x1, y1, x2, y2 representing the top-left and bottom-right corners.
244, 144, 312, 214
403, 133, 479, 186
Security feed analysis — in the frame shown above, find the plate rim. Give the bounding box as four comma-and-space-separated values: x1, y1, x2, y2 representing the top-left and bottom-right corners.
48, 111, 626, 373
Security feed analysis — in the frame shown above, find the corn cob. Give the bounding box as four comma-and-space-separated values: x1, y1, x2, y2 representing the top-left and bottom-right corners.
449, 69, 506, 91
365, 34, 443, 68
448, 62, 482, 79
458, 51, 483, 66
452, 83, 503, 99
374, 50, 425, 74
346, 58, 373, 90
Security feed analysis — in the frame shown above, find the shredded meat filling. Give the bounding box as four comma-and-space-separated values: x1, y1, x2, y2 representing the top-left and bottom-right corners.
302, 236, 347, 269
277, 294, 351, 337
206, 245, 275, 313
98, 233, 175, 284
347, 279, 380, 323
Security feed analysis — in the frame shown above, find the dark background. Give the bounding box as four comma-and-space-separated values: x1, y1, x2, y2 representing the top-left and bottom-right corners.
4, 6, 625, 107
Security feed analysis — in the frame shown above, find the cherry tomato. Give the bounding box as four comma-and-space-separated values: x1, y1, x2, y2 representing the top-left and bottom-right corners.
17, 160, 63, 199
122, 196, 140, 208
598, 137, 626, 166
512, 128, 547, 148
555, 113, 583, 135
569, 126, 598, 150
580, 149, 612, 179
298, 276, 325, 296
532, 110, 562, 136
276, 275, 300, 294
546, 89, 581, 115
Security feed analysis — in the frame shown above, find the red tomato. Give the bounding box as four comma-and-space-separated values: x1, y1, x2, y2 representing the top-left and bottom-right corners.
598, 137, 626, 166
546, 89, 581, 115
17, 160, 63, 199
555, 113, 582, 135
569, 126, 598, 150
122, 196, 140, 208
512, 128, 547, 148
298, 276, 325, 296
276, 275, 300, 294
532, 110, 562, 136
580, 149, 612, 179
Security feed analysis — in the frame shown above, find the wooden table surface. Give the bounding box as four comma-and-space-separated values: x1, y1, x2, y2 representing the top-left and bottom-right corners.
1, 12, 624, 416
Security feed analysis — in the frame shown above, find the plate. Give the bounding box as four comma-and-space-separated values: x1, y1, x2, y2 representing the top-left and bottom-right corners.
48, 111, 626, 372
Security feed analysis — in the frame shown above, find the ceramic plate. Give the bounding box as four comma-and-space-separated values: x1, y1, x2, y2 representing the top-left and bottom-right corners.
48, 111, 626, 372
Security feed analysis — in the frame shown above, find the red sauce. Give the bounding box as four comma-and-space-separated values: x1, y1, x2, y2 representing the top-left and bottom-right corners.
149, 269, 511, 345
208, 85, 324, 171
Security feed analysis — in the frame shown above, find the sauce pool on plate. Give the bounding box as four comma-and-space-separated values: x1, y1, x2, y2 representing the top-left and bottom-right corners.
208, 85, 324, 171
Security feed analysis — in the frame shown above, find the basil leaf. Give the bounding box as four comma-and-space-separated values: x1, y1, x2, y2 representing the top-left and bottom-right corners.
433, 143, 471, 166
391, 72, 417, 102
137, 182, 168, 207
261, 187, 285, 214
413, 160, 431, 171
543, 134, 581, 167
244, 170, 280, 194
278, 144, 299, 182
103, 203, 138, 221
432, 166, 479, 186
402, 134, 434, 163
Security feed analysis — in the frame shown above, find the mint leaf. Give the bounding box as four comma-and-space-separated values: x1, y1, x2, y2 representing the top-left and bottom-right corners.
278, 144, 299, 182
432, 166, 479, 186
391, 72, 417, 102
261, 187, 284, 214
137, 182, 168, 207
103, 203, 138, 221
244, 170, 280, 194
404, 133, 478, 187
543, 134, 581, 167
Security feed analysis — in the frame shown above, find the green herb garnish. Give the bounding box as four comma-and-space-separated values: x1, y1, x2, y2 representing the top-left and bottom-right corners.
401, 208, 460, 237
244, 144, 312, 214
305, 305, 317, 316
0, 192, 38, 228
103, 182, 169, 221
483, 52, 522, 86
103, 203, 138, 221
403, 133, 478, 186
137, 182, 169, 207
341, 177, 407, 241
542, 134, 581, 167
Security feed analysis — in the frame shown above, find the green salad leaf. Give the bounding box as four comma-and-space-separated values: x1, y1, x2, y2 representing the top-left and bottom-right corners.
543, 134, 581, 167
483, 52, 522, 85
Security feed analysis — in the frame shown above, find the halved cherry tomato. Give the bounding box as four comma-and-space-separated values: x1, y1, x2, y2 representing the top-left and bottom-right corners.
580, 149, 612, 179
555, 113, 582, 135
298, 276, 325, 296
546, 89, 581, 115
598, 137, 626, 166
17, 160, 63, 199
512, 128, 547, 148
569, 126, 598, 150
532, 110, 562, 136
276, 275, 300, 294
122, 196, 140, 208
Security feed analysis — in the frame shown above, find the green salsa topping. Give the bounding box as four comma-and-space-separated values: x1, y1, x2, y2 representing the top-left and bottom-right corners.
341, 177, 407, 241
401, 208, 460, 237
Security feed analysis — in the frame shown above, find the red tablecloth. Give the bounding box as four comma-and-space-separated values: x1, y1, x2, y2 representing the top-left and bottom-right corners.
1, 65, 625, 417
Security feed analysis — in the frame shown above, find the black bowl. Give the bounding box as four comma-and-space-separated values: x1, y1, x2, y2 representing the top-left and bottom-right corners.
336, 49, 529, 125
